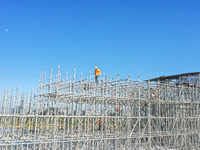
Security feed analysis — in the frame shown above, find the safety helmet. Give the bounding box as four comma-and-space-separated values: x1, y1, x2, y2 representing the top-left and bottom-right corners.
154, 92, 156, 95
95, 66, 97, 69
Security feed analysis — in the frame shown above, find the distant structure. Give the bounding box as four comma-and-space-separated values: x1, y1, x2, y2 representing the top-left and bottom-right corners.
148, 72, 200, 86
0, 67, 200, 150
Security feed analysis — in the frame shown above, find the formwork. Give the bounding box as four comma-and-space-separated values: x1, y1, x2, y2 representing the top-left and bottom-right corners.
0, 66, 200, 150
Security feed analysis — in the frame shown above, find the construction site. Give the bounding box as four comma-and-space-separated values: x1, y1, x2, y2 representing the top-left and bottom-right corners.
0, 66, 200, 150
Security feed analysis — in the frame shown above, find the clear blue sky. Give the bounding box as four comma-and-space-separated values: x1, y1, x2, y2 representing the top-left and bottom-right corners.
0, 0, 200, 92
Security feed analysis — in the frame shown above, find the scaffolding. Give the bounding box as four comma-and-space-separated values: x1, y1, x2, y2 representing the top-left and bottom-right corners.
0, 66, 200, 150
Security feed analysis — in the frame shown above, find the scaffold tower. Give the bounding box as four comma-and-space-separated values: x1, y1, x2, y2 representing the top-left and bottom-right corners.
0, 66, 200, 150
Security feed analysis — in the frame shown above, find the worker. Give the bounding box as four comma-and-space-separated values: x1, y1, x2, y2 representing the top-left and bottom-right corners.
116, 107, 120, 115
142, 102, 148, 116
94, 66, 101, 83
98, 118, 102, 131
151, 92, 156, 99
116, 107, 120, 113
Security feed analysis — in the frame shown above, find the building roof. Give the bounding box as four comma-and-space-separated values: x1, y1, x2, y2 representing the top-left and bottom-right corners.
147, 72, 200, 82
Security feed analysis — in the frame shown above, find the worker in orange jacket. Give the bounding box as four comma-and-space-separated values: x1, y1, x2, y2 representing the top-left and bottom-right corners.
94, 66, 101, 83
98, 118, 102, 131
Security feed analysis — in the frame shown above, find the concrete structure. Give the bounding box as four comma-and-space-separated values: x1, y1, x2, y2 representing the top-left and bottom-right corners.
0, 66, 200, 150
